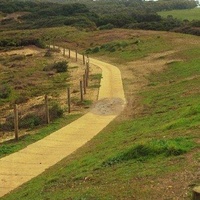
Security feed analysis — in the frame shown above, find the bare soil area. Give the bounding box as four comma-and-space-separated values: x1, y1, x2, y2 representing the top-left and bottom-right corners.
0, 46, 40, 56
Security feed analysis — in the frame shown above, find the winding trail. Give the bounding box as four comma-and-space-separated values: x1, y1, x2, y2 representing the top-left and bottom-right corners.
0, 53, 126, 197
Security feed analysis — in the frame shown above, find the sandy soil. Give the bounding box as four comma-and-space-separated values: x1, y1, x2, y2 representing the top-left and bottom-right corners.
0, 46, 40, 56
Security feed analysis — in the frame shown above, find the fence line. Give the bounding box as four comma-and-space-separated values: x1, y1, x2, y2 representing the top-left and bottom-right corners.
9, 45, 92, 139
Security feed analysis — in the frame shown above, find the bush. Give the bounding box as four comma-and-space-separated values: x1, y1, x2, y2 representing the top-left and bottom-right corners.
19, 113, 42, 129
43, 61, 68, 73
44, 49, 52, 57
92, 47, 100, 53
0, 114, 14, 131
99, 23, 114, 30
50, 103, 64, 120
0, 85, 11, 99
53, 61, 68, 73
14, 95, 29, 104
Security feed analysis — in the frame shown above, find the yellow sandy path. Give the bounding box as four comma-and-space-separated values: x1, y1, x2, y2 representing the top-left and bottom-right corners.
0, 51, 125, 197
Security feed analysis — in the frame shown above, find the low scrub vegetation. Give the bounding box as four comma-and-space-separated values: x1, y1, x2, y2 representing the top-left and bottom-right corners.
0, 85, 11, 99
43, 61, 68, 73
0, 102, 64, 131
0, 0, 199, 35
0, 37, 45, 49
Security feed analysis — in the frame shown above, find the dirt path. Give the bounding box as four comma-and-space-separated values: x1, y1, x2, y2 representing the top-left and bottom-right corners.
0, 51, 126, 197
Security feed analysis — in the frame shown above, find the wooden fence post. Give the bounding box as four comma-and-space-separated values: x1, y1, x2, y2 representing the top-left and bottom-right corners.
45, 94, 50, 124
85, 60, 89, 87
80, 80, 83, 102
83, 54, 85, 65
87, 62, 89, 77
14, 104, 19, 141
67, 88, 71, 113
83, 74, 86, 94
85, 69, 88, 87
63, 48, 65, 56
69, 49, 71, 58
75, 49, 78, 62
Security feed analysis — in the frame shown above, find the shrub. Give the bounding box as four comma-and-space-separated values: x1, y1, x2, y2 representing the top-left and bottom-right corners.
0, 85, 11, 99
53, 61, 68, 73
99, 23, 114, 30
44, 49, 52, 57
14, 95, 29, 104
19, 113, 42, 129
92, 47, 100, 53
43, 61, 68, 73
0, 114, 14, 131
49, 103, 64, 120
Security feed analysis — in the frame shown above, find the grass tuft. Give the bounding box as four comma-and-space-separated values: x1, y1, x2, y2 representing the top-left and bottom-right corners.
103, 137, 195, 166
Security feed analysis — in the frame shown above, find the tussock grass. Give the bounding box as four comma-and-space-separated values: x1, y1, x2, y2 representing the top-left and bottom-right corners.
103, 137, 195, 166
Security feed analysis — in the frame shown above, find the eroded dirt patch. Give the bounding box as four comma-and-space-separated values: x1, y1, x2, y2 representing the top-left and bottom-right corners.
91, 98, 125, 116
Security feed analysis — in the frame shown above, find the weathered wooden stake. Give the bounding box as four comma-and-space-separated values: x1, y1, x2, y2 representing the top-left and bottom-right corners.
83, 74, 86, 94
14, 104, 19, 141
80, 80, 83, 102
63, 48, 65, 56
85, 69, 88, 87
75, 49, 78, 61
69, 49, 71, 58
87, 61, 89, 77
67, 88, 71, 113
193, 186, 200, 200
45, 94, 50, 124
83, 54, 85, 65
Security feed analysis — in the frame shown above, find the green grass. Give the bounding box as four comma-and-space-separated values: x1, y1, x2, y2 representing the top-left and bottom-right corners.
158, 8, 200, 21
1, 33, 200, 200
87, 37, 172, 62
90, 73, 102, 80
103, 137, 195, 166
0, 114, 81, 159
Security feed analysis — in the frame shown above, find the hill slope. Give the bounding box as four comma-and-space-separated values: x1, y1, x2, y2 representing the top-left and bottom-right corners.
1, 28, 200, 200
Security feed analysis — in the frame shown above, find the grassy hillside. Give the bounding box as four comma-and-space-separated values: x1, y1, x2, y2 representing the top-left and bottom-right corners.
158, 8, 200, 21
0, 28, 200, 199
